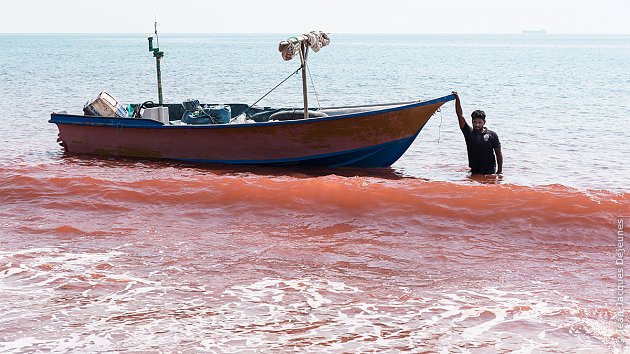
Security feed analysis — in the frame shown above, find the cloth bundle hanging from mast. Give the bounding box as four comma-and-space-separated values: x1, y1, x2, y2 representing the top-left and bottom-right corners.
278, 31, 330, 61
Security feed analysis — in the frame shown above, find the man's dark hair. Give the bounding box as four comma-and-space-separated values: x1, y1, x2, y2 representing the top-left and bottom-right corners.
471, 110, 486, 121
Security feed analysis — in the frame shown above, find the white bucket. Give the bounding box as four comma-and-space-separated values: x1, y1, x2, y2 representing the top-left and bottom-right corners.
143, 107, 170, 124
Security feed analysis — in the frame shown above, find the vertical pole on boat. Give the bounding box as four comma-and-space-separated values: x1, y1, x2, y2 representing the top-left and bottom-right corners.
299, 41, 309, 120
155, 53, 164, 106
147, 16, 164, 106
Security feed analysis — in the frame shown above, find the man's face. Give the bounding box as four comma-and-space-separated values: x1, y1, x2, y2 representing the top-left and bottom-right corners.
472, 118, 485, 132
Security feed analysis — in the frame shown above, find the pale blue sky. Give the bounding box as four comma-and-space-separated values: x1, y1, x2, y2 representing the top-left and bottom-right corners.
1, 0, 628, 34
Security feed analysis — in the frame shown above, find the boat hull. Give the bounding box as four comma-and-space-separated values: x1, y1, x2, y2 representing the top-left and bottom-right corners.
50, 95, 454, 168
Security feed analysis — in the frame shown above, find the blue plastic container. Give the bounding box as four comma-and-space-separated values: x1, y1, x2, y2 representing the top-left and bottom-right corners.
204, 105, 231, 124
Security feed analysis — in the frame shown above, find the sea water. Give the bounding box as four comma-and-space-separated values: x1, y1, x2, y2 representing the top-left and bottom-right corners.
0, 34, 628, 352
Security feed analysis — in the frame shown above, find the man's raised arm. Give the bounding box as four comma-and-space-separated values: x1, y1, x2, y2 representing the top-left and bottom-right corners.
452, 91, 466, 129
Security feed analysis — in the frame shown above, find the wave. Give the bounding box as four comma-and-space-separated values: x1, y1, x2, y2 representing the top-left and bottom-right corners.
0, 162, 626, 352
1, 163, 626, 236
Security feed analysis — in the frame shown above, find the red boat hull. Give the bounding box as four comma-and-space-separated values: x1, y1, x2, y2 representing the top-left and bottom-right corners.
50, 95, 454, 167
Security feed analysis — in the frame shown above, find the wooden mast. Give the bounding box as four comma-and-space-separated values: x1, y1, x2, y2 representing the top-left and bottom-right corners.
278, 32, 329, 119
299, 41, 309, 120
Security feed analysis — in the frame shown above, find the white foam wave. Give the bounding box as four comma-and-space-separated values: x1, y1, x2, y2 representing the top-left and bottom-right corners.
0, 256, 627, 353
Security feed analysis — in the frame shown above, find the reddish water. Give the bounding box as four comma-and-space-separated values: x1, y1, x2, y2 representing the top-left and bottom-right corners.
2, 32, 629, 352
1, 158, 628, 352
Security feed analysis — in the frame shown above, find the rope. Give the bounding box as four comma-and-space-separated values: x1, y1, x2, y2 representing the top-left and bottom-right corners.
245, 67, 301, 112
307, 65, 321, 110
437, 107, 443, 146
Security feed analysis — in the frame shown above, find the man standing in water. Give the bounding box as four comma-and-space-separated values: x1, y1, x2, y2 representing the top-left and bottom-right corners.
452, 91, 503, 175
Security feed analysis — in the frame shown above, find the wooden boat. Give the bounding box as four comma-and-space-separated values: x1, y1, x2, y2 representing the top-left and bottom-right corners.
49, 28, 454, 168
50, 96, 454, 168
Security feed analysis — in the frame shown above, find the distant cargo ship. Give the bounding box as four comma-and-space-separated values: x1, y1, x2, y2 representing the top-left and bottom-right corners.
522, 29, 547, 34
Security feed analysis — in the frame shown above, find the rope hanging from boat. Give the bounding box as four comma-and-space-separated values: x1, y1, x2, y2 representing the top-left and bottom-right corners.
437, 107, 443, 146
245, 67, 301, 111
307, 65, 321, 111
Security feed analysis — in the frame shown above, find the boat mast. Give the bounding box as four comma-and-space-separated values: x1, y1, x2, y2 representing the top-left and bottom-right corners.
278, 32, 329, 118
299, 41, 309, 120
147, 17, 164, 106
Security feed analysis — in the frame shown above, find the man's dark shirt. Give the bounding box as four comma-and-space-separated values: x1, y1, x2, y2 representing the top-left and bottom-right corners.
461, 122, 501, 174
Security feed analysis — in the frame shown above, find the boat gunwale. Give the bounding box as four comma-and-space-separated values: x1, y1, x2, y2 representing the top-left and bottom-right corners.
49, 94, 455, 129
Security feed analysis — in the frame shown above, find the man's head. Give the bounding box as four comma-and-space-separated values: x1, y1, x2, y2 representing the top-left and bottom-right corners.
471, 110, 486, 132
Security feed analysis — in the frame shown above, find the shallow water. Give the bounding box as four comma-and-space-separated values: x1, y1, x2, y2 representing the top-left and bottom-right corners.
0, 34, 629, 352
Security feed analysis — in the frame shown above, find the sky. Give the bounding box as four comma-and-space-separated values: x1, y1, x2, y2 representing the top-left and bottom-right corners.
0, 0, 628, 34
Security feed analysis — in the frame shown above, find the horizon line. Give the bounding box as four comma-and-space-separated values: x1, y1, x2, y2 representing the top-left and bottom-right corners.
1, 31, 629, 36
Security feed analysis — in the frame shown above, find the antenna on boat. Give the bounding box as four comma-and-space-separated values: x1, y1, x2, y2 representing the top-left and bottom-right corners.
147, 15, 164, 106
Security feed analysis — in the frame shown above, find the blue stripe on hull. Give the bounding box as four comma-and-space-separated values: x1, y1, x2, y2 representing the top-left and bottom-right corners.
177, 134, 418, 168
